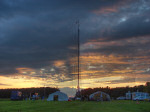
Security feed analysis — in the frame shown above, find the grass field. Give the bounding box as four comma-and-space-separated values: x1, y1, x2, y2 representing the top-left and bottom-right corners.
0, 99, 150, 112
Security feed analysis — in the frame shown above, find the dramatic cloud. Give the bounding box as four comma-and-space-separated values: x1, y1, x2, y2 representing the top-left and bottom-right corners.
0, 0, 150, 91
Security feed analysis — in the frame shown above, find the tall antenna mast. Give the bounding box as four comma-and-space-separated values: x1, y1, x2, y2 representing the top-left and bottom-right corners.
76, 20, 80, 95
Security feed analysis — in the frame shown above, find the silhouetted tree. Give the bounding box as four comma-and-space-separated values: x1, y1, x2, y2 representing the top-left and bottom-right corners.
81, 82, 150, 99
0, 87, 59, 98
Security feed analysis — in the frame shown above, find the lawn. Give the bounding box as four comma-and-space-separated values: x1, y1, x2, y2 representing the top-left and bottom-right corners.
0, 99, 149, 112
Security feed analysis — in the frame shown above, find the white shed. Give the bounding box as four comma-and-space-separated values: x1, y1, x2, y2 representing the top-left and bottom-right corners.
47, 91, 68, 101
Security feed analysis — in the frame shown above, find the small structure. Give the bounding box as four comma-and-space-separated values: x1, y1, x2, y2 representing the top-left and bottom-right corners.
47, 91, 68, 101
126, 91, 149, 100
89, 91, 110, 101
11, 91, 23, 100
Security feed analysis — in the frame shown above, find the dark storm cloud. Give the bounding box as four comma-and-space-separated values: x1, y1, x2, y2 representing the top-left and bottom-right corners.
102, 14, 150, 41
0, 0, 131, 14
0, 0, 135, 75
92, 0, 150, 42
77, 0, 150, 43
0, 0, 149, 83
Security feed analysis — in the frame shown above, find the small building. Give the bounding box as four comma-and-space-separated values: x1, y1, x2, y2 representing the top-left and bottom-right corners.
47, 91, 68, 101
89, 91, 110, 101
126, 91, 149, 100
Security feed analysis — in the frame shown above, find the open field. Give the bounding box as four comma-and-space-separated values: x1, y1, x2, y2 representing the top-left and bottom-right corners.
0, 99, 149, 112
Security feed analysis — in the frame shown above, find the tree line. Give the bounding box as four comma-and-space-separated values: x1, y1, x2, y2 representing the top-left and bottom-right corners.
81, 82, 150, 99
0, 87, 59, 98
0, 82, 150, 99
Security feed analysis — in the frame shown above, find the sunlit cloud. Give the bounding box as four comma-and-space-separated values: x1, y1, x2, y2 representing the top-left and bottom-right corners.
53, 60, 65, 67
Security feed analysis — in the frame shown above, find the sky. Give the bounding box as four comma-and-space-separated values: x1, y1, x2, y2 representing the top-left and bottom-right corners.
0, 0, 150, 96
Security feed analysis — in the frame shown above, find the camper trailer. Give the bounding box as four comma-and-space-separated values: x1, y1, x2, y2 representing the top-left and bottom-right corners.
126, 91, 149, 100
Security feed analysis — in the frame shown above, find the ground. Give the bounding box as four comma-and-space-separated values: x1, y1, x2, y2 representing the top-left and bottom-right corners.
0, 99, 149, 112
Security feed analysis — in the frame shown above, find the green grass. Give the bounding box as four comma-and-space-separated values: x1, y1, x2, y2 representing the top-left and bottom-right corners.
0, 100, 149, 112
